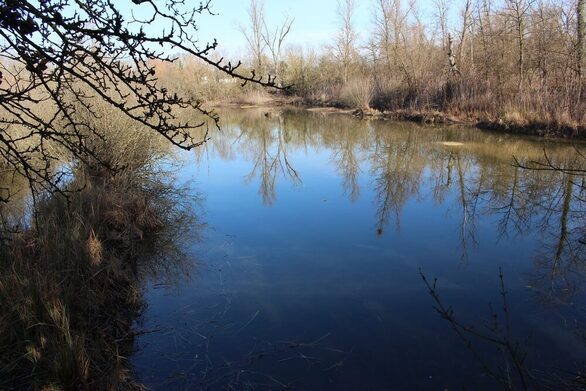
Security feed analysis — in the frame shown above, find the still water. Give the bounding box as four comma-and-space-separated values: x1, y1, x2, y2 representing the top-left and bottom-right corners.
133, 109, 586, 390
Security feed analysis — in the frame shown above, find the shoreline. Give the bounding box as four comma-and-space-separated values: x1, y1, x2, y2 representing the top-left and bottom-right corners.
211, 97, 586, 140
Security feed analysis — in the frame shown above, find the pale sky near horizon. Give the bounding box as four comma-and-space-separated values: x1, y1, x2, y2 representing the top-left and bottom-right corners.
190, 0, 463, 57
193, 0, 366, 55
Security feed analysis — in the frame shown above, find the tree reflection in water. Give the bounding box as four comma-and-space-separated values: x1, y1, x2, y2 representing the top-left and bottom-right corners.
183, 108, 586, 387
208, 110, 586, 304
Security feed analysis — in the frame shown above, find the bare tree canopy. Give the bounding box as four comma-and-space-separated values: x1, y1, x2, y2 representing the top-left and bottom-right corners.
0, 0, 280, 201
239, 0, 267, 72
239, 0, 293, 83
262, 12, 293, 83
334, 0, 357, 84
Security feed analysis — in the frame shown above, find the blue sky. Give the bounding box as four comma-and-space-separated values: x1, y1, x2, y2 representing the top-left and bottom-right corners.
191, 0, 453, 56
193, 0, 368, 54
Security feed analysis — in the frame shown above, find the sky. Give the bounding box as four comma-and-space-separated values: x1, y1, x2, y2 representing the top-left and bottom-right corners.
191, 0, 364, 55
190, 0, 450, 57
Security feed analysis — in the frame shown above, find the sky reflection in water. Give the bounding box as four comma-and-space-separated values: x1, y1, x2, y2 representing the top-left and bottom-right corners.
133, 109, 586, 390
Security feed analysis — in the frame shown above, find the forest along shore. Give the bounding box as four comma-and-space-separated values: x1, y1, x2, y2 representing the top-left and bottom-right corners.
152, 0, 586, 140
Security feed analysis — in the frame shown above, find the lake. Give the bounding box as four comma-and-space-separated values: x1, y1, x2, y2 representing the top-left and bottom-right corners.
132, 109, 586, 390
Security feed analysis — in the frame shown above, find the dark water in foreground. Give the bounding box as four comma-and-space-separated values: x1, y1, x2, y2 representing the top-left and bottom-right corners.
133, 109, 586, 390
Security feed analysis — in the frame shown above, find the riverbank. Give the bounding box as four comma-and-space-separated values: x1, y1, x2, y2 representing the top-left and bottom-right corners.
212, 94, 586, 139
0, 110, 195, 390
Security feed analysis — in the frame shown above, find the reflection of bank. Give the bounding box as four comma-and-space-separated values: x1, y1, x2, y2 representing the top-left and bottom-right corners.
0, 152, 199, 390
530, 173, 586, 304
199, 108, 586, 296
422, 171, 586, 388
241, 117, 301, 206
173, 108, 586, 389
370, 126, 425, 235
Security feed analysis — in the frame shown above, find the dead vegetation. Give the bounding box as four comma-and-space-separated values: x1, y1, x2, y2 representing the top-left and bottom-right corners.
156, 0, 586, 137
0, 100, 197, 390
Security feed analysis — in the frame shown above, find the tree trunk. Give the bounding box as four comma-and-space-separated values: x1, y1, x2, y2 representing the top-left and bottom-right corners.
578, 0, 584, 105
458, 0, 472, 65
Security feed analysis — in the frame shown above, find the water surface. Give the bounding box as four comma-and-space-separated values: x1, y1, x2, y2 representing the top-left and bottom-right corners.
133, 109, 586, 390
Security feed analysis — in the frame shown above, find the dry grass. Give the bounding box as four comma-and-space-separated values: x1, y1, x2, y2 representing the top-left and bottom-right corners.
0, 99, 197, 390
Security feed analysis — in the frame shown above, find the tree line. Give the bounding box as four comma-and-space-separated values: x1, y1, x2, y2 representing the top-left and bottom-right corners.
156, 0, 586, 131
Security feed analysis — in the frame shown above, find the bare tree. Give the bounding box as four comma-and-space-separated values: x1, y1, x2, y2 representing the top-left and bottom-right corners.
240, 0, 268, 73
447, 33, 460, 76
0, 0, 280, 202
334, 0, 358, 84
578, 0, 584, 104
434, 0, 450, 50
262, 14, 294, 84
505, 0, 534, 94
373, 0, 418, 100
457, 0, 472, 64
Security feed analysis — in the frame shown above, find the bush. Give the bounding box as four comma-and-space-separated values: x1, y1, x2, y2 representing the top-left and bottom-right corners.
339, 77, 374, 110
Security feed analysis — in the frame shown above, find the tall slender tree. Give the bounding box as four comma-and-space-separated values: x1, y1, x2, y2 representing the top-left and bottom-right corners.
262, 13, 294, 84
577, 0, 584, 104
334, 0, 358, 84
240, 0, 267, 73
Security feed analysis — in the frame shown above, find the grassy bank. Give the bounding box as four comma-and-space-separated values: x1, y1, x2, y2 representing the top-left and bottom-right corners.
0, 104, 196, 390
207, 92, 586, 139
